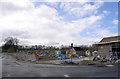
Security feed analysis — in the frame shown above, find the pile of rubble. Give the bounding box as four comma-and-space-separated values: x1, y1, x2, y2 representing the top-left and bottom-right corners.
16, 53, 36, 62
92, 55, 118, 63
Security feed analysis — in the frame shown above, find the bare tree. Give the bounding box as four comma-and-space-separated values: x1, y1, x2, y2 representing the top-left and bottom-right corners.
2, 37, 19, 52
4, 37, 19, 46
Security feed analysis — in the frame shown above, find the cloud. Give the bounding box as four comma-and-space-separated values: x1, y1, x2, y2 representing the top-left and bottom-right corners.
0, 0, 34, 17
45, 2, 59, 8
2, 30, 31, 41
86, 32, 90, 35
116, 11, 118, 15
0, 1, 113, 46
113, 19, 118, 24
45, 41, 59, 46
95, 29, 117, 37
103, 10, 110, 14
60, 1, 104, 17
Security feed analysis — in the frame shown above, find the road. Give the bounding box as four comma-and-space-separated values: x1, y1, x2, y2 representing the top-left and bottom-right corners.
0, 50, 2, 78
2, 52, 119, 77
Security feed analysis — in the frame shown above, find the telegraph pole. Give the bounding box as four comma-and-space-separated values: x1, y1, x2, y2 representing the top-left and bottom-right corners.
16, 49, 18, 60
71, 43, 73, 63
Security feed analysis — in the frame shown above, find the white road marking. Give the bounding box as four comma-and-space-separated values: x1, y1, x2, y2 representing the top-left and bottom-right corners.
16, 65, 20, 66
106, 65, 114, 67
64, 74, 70, 77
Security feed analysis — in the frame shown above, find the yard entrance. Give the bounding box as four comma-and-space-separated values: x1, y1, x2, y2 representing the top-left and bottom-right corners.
112, 46, 120, 58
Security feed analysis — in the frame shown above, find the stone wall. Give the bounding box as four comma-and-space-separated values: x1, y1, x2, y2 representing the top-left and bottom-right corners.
97, 44, 112, 56
76, 51, 85, 56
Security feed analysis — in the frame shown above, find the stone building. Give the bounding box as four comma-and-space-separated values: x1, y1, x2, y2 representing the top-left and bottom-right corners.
73, 47, 84, 56
95, 36, 120, 57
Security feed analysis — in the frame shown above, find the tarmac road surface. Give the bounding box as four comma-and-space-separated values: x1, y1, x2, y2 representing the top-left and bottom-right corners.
2, 52, 119, 77
0, 51, 2, 78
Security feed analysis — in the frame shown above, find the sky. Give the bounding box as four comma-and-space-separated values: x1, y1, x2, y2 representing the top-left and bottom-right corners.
0, 0, 118, 46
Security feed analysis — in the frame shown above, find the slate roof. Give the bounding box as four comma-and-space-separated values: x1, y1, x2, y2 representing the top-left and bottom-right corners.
100, 36, 120, 43
73, 47, 84, 51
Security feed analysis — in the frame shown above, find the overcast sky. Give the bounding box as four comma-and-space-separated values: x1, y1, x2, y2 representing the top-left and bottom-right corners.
0, 0, 118, 46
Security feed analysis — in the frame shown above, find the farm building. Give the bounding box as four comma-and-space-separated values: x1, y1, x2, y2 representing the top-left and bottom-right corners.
95, 36, 120, 57
73, 47, 85, 56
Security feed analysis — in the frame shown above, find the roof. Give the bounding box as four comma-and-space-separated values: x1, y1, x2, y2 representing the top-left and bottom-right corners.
100, 36, 120, 43
95, 36, 120, 45
73, 47, 84, 51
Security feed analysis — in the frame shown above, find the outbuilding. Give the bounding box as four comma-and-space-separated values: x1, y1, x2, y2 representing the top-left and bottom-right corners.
95, 36, 120, 58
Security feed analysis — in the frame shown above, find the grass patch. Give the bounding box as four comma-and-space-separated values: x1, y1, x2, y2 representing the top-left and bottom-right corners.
79, 60, 105, 65
37, 57, 56, 61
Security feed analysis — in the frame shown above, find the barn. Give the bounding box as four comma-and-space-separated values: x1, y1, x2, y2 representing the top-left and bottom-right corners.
95, 36, 120, 57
